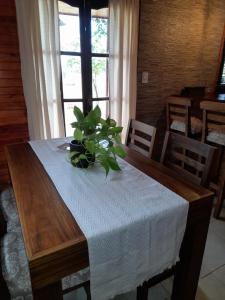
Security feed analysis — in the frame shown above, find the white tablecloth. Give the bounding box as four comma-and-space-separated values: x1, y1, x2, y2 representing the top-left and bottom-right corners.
29, 138, 189, 300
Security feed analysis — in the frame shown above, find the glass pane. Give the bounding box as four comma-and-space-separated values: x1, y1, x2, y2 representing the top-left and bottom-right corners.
61, 55, 82, 99
92, 57, 108, 98
59, 14, 80, 52
93, 101, 109, 120
91, 8, 109, 53
64, 102, 83, 137
221, 63, 225, 85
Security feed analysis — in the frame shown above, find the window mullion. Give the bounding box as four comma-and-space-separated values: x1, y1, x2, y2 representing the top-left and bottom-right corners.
80, 2, 92, 114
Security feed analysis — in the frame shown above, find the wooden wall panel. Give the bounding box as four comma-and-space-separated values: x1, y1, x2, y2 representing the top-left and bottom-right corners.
0, 0, 29, 190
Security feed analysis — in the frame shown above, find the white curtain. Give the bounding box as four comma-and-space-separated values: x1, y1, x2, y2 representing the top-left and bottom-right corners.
15, 0, 65, 140
109, 0, 139, 136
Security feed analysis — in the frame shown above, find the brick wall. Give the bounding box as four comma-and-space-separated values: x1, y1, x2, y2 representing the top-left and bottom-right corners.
0, 0, 28, 190
137, 0, 225, 126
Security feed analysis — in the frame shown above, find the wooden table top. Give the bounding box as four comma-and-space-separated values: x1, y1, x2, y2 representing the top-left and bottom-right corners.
5, 142, 214, 289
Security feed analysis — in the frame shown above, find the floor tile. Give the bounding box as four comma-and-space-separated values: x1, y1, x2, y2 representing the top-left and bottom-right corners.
148, 284, 170, 300
64, 288, 86, 300
63, 284, 170, 300
113, 290, 136, 300
212, 265, 225, 286
196, 273, 225, 300
201, 229, 225, 273
161, 277, 173, 294
200, 262, 212, 278
217, 207, 225, 219
209, 215, 225, 237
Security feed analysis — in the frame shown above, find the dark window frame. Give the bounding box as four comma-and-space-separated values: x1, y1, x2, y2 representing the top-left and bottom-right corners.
217, 38, 225, 94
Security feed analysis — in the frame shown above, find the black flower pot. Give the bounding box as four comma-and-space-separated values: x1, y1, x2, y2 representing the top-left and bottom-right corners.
70, 140, 95, 168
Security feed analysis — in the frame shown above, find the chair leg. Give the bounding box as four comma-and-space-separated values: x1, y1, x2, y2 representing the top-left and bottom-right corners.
0, 274, 10, 300
136, 286, 142, 300
136, 283, 148, 300
84, 282, 91, 300
214, 179, 225, 218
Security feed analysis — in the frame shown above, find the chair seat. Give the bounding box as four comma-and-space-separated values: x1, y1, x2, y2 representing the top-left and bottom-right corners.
170, 120, 185, 133
170, 117, 202, 135
207, 131, 225, 146
0, 187, 20, 232
1, 229, 90, 299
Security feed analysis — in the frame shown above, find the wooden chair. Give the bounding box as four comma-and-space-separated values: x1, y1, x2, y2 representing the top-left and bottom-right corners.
137, 131, 216, 300
166, 96, 192, 136
125, 119, 156, 158
181, 86, 206, 99
160, 131, 216, 187
201, 101, 225, 218
180, 86, 205, 119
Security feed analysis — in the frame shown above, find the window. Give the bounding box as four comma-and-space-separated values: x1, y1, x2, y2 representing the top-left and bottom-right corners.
58, 0, 109, 136
219, 57, 225, 87
217, 41, 225, 96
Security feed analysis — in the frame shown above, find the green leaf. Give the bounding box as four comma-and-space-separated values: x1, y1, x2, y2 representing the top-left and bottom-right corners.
96, 147, 108, 156
100, 160, 109, 177
85, 140, 95, 154
108, 140, 113, 147
114, 135, 122, 144
79, 154, 87, 160
109, 119, 116, 127
100, 118, 107, 125
93, 105, 101, 119
114, 146, 126, 158
74, 106, 84, 122
107, 157, 121, 171
86, 105, 101, 125
69, 151, 79, 159
109, 126, 123, 134
72, 157, 79, 164
74, 128, 84, 141
71, 121, 79, 128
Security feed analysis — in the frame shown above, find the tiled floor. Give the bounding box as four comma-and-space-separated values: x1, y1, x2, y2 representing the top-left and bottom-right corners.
64, 208, 225, 300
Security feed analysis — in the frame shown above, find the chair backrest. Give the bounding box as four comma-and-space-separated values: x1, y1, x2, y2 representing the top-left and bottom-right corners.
181, 86, 205, 98
200, 101, 225, 143
180, 87, 205, 119
160, 131, 216, 187
125, 119, 156, 158
166, 96, 192, 136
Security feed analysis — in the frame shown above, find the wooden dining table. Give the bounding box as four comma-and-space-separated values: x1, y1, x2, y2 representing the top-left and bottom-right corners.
6, 142, 214, 300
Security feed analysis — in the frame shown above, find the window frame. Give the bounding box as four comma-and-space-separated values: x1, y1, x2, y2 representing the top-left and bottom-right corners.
59, 0, 109, 132
217, 42, 225, 93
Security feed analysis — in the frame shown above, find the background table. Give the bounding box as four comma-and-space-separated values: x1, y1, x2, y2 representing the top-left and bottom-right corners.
6, 143, 214, 300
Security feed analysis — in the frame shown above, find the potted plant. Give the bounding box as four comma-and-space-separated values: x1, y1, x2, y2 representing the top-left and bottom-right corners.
69, 105, 126, 175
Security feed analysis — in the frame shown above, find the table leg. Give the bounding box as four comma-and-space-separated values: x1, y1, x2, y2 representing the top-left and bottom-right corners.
214, 178, 225, 218
171, 197, 213, 300
33, 281, 63, 300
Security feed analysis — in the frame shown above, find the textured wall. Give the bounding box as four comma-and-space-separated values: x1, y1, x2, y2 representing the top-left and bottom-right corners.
137, 0, 225, 125
0, 0, 28, 190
